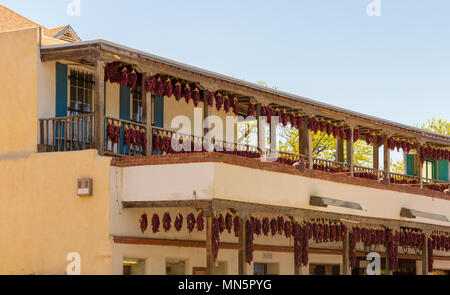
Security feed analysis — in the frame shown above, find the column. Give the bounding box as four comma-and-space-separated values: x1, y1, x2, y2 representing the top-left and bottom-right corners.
94, 60, 105, 155
238, 216, 247, 275
336, 138, 344, 163
256, 104, 266, 154
300, 117, 313, 169
422, 234, 429, 275
342, 227, 351, 275
269, 117, 278, 154
415, 142, 423, 188
383, 135, 391, 184
203, 90, 211, 137
143, 73, 153, 156
373, 143, 380, 179
205, 215, 215, 275
346, 126, 354, 176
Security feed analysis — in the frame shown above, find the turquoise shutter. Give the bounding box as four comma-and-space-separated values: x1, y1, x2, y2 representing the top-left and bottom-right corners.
55, 63, 68, 117
119, 86, 131, 154
406, 154, 415, 176
153, 94, 164, 128
437, 160, 449, 181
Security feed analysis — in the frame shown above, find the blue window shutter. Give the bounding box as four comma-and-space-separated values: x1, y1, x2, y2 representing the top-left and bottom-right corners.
153, 94, 164, 128
119, 85, 130, 120
55, 63, 68, 117
406, 154, 415, 176
437, 160, 449, 181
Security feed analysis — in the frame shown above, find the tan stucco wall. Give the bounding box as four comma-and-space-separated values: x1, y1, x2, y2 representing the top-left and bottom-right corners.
0, 150, 112, 275
0, 28, 39, 158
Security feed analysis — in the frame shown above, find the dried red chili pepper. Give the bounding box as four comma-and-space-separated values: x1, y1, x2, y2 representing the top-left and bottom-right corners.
139, 213, 148, 234
186, 213, 195, 233
196, 211, 204, 232
233, 215, 240, 237
225, 213, 233, 234
162, 212, 171, 232
151, 213, 160, 233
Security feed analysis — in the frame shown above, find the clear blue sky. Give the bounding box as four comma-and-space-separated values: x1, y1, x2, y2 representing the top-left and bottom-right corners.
2, 0, 449, 127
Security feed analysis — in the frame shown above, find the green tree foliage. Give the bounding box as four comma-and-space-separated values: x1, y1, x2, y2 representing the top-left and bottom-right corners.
420, 118, 450, 135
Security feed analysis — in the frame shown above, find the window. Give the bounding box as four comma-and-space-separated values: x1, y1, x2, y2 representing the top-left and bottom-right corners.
123, 258, 145, 275
423, 160, 434, 180
253, 263, 279, 275
131, 88, 144, 123
69, 68, 94, 115
309, 264, 340, 275
166, 259, 186, 275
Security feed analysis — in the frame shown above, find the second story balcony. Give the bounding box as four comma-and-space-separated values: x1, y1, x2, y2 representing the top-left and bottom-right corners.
37, 40, 450, 197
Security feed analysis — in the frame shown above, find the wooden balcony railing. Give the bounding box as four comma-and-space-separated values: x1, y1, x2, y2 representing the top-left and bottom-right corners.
38, 117, 449, 194
39, 114, 95, 152
104, 116, 147, 157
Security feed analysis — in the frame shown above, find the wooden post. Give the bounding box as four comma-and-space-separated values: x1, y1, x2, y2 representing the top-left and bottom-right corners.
269, 116, 278, 154
336, 138, 344, 163
415, 142, 423, 189
346, 126, 354, 176
94, 60, 105, 155
205, 216, 215, 275
238, 216, 247, 275
342, 227, 351, 275
300, 117, 313, 169
373, 143, 379, 171
143, 73, 152, 156
203, 90, 211, 137
256, 104, 266, 154
383, 135, 391, 184
385, 241, 392, 275
422, 235, 429, 275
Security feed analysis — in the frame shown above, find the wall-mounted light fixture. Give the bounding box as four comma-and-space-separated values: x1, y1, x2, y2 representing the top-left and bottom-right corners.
400, 207, 449, 222
310, 195, 364, 211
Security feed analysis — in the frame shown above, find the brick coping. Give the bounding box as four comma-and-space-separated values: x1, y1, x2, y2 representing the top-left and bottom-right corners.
111, 152, 450, 201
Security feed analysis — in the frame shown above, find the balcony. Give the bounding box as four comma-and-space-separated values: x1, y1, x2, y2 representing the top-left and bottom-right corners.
38, 114, 450, 195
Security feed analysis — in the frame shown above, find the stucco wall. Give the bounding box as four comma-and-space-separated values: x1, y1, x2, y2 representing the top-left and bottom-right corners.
0, 28, 39, 157
0, 150, 112, 275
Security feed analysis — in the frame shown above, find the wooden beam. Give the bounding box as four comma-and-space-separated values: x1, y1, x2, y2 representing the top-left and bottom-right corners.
94, 60, 105, 155
300, 117, 313, 169
269, 117, 278, 154
415, 143, 423, 189
122, 199, 450, 233
205, 216, 215, 275
238, 216, 247, 275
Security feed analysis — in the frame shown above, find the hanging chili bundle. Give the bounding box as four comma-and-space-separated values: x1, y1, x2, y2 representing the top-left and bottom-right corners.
196, 211, 204, 232
270, 218, 278, 236
120, 67, 128, 87
156, 76, 164, 97
174, 213, 183, 232
162, 212, 171, 232
164, 78, 173, 97
365, 133, 374, 146
193, 88, 201, 106
151, 213, 160, 233
301, 225, 309, 266
232, 96, 239, 116
332, 125, 339, 138
293, 223, 303, 267
212, 217, 220, 262
281, 110, 289, 127
353, 128, 360, 141
184, 83, 192, 104
215, 92, 223, 111
277, 216, 284, 235
105, 62, 118, 83
218, 213, 225, 234
248, 102, 255, 117
233, 215, 240, 237
144, 75, 156, 93
253, 217, 262, 236
186, 213, 196, 233
262, 217, 270, 236
173, 81, 182, 101
139, 213, 148, 234
284, 221, 292, 238
127, 69, 138, 89
296, 116, 303, 130
223, 95, 231, 113
225, 213, 233, 234
207, 92, 214, 107
428, 237, 434, 272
